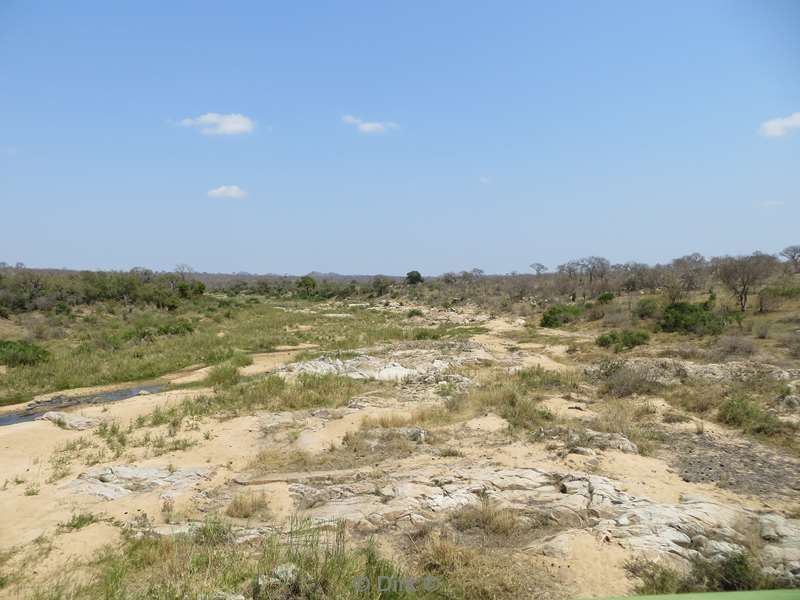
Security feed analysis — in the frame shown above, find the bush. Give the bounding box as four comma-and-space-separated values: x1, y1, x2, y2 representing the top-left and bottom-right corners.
626, 552, 777, 595
717, 395, 792, 436
597, 292, 614, 305
206, 364, 240, 388
782, 334, 800, 359
596, 329, 650, 352
714, 335, 755, 358
407, 308, 424, 318
598, 360, 661, 397
0, 340, 49, 366
636, 297, 660, 319
659, 297, 727, 335
540, 304, 583, 328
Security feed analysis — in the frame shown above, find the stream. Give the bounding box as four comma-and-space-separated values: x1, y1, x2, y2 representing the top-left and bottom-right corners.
0, 384, 165, 427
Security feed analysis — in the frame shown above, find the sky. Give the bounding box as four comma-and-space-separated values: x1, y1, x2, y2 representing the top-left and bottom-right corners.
1, 1, 799, 276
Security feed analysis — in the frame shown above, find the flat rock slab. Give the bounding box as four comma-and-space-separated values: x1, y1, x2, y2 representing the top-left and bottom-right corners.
37, 411, 99, 430
66, 464, 212, 500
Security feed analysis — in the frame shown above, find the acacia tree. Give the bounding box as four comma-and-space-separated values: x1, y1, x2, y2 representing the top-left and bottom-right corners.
529, 262, 548, 277
780, 245, 800, 273
714, 253, 778, 312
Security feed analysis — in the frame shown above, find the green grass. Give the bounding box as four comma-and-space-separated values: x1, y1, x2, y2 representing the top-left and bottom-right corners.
0, 298, 487, 406
626, 553, 782, 595
16, 518, 449, 599
445, 366, 579, 431
58, 513, 98, 532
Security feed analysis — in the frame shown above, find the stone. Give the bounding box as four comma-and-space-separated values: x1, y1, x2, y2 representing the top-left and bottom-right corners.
37, 411, 98, 430
67, 465, 211, 500
396, 427, 427, 443
569, 447, 596, 456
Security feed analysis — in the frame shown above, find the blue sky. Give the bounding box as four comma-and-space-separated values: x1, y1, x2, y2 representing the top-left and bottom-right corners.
1, 1, 798, 275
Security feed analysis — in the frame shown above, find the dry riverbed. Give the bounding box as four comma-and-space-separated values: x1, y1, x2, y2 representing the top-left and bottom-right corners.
1, 305, 799, 598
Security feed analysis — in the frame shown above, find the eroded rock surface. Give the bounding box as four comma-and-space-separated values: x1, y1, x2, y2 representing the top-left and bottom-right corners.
281, 342, 490, 384
67, 465, 212, 500
277, 465, 800, 584
587, 358, 800, 386
37, 411, 99, 430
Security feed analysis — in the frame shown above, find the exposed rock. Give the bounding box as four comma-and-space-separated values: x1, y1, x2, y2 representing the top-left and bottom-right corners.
569, 447, 596, 457
36, 411, 98, 430
586, 358, 800, 386
281, 343, 488, 385
570, 429, 639, 454
279, 464, 800, 583
67, 465, 211, 500
206, 592, 245, 600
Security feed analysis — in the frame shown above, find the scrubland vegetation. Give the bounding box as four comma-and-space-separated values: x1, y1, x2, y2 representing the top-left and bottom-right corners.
1, 247, 799, 599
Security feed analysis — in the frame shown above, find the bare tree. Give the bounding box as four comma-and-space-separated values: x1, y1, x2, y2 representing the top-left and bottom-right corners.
780, 245, 800, 273
529, 262, 548, 277
175, 263, 195, 280
714, 253, 778, 312
671, 252, 707, 291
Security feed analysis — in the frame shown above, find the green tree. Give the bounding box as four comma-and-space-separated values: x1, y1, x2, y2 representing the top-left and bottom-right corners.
295, 275, 317, 296
405, 270, 423, 285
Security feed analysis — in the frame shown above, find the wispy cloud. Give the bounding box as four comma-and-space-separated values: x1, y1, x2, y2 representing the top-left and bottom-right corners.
756, 200, 785, 209
208, 185, 248, 199
181, 113, 255, 135
759, 112, 800, 137
479, 176, 490, 185
341, 115, 398, 134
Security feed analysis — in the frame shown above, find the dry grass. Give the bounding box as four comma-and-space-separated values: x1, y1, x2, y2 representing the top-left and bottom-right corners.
251, 429, 419, 474
225, 491, 270, 519
591, 398, 664, 455
449, 496, 520, 536
415, 533, 556, 599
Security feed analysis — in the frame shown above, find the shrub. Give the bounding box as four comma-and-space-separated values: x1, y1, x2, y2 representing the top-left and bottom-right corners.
659, 297, 727, 335
540, 304, 583, 328
626, 553, 777, 594
717, 395, 792, 436
636, 297, 660, 319
597, 292, 614, 305
206, 364, 240, 387
599, 362, 661, 397
596, 329, 650, 352
407, 308, 424, 318
782, 334, 800, 359
714, 335, 755, 358
0, 340, 49, 367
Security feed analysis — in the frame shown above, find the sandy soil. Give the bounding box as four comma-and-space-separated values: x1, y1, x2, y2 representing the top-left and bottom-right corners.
1, 309, 798, 598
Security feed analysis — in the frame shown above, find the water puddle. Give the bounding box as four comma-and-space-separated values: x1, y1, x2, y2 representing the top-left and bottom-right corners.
0, 384, 165, 427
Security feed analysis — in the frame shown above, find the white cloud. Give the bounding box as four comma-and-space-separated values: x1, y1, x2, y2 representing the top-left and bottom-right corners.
341, 114, 398, 134
181, 113, 255, 135
756, 200, 785, 208
208, 185, 248, 199
479, 176, 490, 185
759, 112, 800, 137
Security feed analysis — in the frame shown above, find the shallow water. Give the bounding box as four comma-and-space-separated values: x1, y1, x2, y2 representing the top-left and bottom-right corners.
0, 384, 165, 427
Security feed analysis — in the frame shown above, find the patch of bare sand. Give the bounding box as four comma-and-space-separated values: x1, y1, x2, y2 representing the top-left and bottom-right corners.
529, 530, 633, 599
539, 396, 597, 421
473, 318, 571, 372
